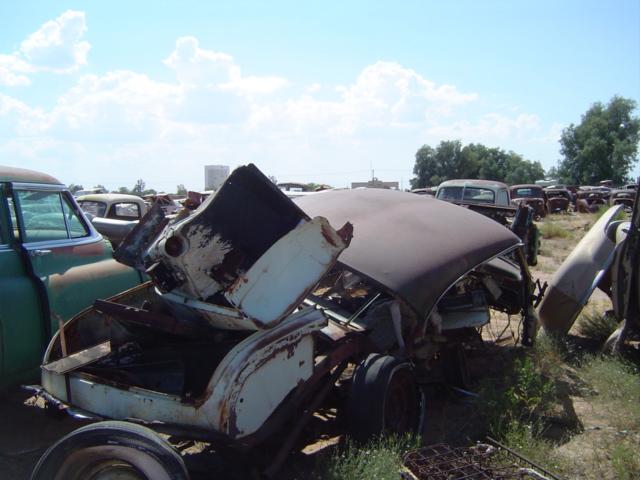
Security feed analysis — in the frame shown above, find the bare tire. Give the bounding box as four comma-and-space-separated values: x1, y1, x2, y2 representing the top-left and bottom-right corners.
31, 421, 189, 480
347, 354, 425, 441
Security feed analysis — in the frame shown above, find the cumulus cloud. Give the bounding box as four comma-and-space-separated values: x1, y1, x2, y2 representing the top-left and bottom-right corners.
164, 36, 289, 96
19, 10, 90, 72
1, 32, 554, 188
0, 10, 90, 86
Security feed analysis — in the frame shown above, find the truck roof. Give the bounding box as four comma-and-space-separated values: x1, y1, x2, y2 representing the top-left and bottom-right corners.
0, 165, 63, 185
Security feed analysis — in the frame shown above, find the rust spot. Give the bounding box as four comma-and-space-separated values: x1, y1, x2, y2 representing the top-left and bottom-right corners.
336, 222, 354, 246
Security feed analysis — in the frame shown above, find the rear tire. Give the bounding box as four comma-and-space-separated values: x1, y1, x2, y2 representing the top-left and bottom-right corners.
31, 421, 189, 480
347, 354, 425, 442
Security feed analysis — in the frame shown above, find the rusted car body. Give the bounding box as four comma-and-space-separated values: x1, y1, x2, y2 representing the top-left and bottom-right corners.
509, 184, 548, 219
538, 205, 626, 334
609, 187, 636, 209
544, 187, 572, 213
436, 179, 540, 266
30, 165, 539, 478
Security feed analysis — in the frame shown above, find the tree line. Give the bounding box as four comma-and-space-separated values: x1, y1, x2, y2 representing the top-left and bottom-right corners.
411, 96, 639, 188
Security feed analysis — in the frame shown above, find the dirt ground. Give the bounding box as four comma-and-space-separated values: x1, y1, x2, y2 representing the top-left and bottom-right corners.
0, 211, 626, 480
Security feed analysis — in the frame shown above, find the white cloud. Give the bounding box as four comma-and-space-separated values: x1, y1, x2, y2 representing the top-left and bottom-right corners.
1, 34, 555, 189
164, 36, 289, 96
0, 10, 90, 86
0, 54, 33, 86
19, 10, 90, 73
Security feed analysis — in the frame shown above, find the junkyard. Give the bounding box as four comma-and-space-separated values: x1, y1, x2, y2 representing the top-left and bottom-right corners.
2, 5, 640, 479
0, 161, 638, 480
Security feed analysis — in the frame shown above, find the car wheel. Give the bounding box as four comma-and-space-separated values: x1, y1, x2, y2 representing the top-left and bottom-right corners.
31, 421, 189, 480
347, 354, 425, 441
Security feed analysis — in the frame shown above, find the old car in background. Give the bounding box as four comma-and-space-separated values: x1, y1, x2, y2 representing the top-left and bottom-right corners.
539, 179, 639, 354
411, 187, 437, 197
29, 165, 540, 479
0, 166, 144, 390
436, 179, 539, 266
544, 186, 573, 213
509, 184, 548, 219
77, 193, 148, 221
609, 186, 637, 209
77, 193, 149, 248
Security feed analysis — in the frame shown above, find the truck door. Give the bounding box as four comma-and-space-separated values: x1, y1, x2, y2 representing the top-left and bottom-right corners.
12, 185, 141, 346
0, 185, 43, 386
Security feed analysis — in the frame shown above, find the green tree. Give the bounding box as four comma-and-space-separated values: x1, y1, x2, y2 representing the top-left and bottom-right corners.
117, 186, 131, 194
67, 183, 84, 194
176, 184, 187, 195
411, 141, 544, 188
131, 179, 146, 196
93, 184, 107, 192
557, 96, 639, 185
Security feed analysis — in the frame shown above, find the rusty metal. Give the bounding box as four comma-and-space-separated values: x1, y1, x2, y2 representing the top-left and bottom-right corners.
93, 298, 209, 338
403, 442, 561, 480
263, 362, 348, 478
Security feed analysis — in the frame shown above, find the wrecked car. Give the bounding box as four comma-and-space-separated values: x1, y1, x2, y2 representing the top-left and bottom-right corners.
0, 166, 144, 390
609, 187, 636, 209
539, 179, 639, 348
29, 165, 540, 479
509, 184, 548, 219
436, 179, 540, 266
78, 193, 149, 248
544, 187, 572, 213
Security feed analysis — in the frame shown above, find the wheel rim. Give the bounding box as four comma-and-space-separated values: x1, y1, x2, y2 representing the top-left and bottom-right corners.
80, 460, 146, 480
383, 368, 419, 434
53, 446, 173, 480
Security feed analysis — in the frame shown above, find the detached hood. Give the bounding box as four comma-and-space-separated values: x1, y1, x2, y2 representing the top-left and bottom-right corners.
115, 164, 352, 329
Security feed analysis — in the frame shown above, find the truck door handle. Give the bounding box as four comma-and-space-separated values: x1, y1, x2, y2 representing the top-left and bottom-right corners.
30, 249, 52, 257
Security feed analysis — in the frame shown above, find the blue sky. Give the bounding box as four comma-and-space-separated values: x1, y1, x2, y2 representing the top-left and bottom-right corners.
1, 0, 639, 191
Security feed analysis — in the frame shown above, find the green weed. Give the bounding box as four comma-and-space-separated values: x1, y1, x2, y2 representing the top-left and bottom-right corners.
321, 434, 420, 480
611, 440, 640, 480
539, 222, 570, 239
577, 356, 640, 429
576, 310, 618, 341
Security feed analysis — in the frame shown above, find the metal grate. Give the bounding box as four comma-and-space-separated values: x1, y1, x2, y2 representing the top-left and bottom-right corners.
403, 443, 550, 480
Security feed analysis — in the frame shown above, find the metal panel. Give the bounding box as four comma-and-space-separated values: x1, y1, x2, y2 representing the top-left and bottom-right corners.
225, 216, 351, 328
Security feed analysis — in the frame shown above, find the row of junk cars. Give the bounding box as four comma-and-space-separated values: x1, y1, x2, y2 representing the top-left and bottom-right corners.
0, 164, 637, 479
413, 179, 638, 217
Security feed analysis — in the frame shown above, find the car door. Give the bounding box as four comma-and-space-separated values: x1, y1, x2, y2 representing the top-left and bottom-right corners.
11, 183, 142, 347
0, 184, 44, 387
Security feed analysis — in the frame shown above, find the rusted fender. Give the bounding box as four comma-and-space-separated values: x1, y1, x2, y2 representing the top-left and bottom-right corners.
537, 205, 625, 335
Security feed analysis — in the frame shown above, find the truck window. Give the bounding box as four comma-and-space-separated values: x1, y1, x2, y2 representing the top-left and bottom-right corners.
109, 202, 140, 219
17, 190, 89, 242
497, 189, 509, 206
61, 193, 90, 238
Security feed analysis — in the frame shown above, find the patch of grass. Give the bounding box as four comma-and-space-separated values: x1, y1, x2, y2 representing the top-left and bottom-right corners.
578, 356, 640, 429
481, 355, 555, 439
593, 204, 627, 221
321, 434, 420, 480
576, 310, 618, 341
498, 421, 565, 471
539, 222, 570, 239
611, 440, 640, 480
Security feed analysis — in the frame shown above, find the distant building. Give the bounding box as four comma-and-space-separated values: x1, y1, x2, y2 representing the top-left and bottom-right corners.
351, 177, 399, 190
204, 165, 230, 191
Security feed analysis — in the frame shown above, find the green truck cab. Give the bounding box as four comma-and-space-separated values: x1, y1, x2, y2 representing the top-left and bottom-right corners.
0, 166, 143, 389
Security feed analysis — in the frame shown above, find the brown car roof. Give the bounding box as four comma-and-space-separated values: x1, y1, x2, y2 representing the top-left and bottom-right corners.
0, 165, 62, 185
295, 188, 520, 317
